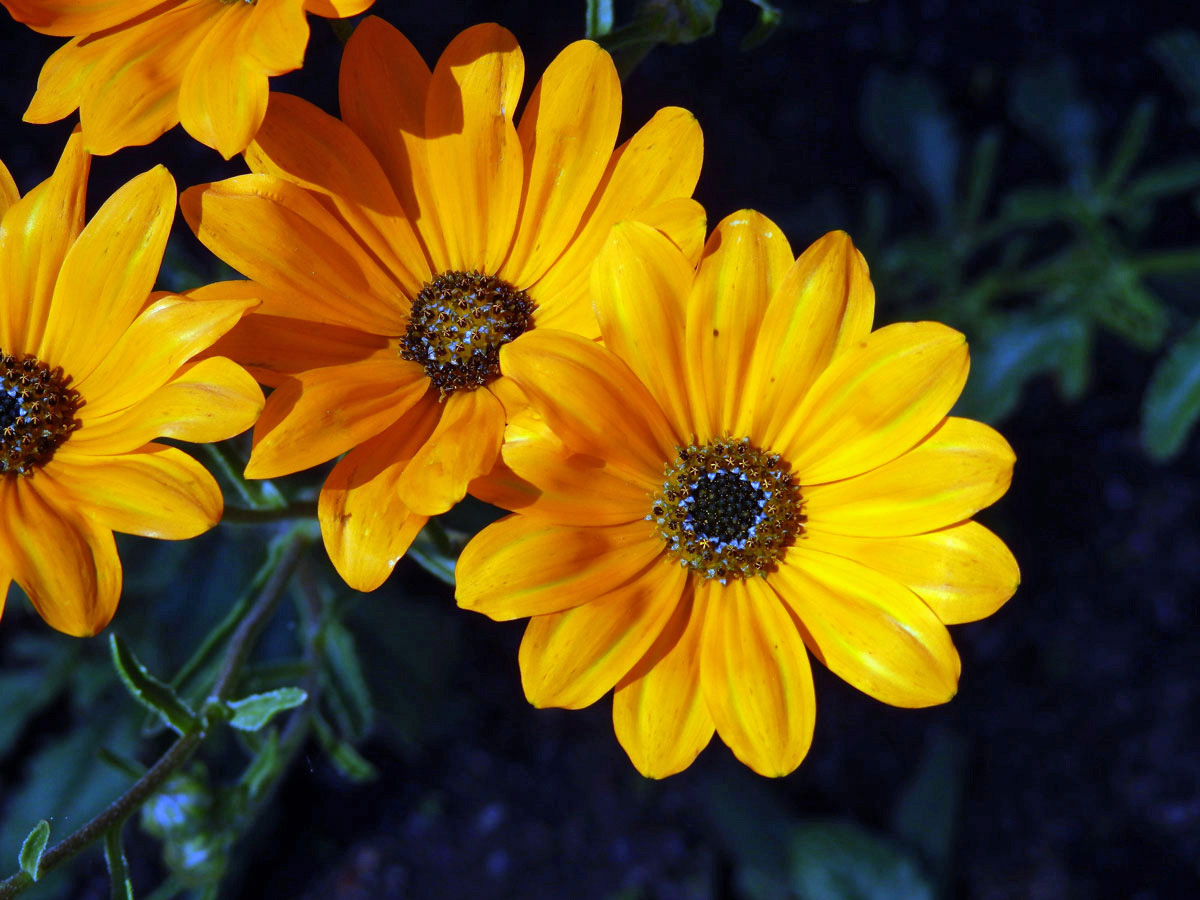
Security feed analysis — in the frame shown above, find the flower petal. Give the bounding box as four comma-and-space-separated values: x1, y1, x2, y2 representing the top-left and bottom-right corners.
502, 40, 621, 288
243, 0, 308, 72
803, 417, 1015, 536
303, 0, 373, 17
319, 396, 440, 591
2, 0, 165, 35
613, 585, 714, 778
456, 517, 664, 621
636, 197, 707, 267
801, 521, 1019, 625
245, 358, 429, 478
774, 545, 961, 707
699, 576, 815, 777
519, 554, 686, 709
750, 231, 875, 447
422, 23, 524, 273
0, 157, 18, 216
24, 33, 106, 125
781, 322, 969, 483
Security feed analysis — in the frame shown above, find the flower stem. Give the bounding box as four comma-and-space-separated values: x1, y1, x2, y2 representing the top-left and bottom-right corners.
220, 501, 318, 525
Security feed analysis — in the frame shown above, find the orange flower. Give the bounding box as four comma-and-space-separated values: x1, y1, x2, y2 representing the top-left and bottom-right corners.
0, 133, 263, 636
182, 18, 704, 591
3, 0, 375, 157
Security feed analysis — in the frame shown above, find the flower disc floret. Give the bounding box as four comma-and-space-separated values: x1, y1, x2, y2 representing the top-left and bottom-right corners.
0, 352, 82, 476
650, 437, 805, 582
400, 270, 536, 396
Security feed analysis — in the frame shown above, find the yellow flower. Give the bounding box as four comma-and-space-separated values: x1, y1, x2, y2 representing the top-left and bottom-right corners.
3, 0, 374, 158
0, 133, 264, 636
181, 17, 705, 592
455, 212, 1019, 778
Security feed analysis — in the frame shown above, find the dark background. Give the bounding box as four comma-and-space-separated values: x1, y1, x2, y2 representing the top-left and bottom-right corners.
1, 1, 1198, 898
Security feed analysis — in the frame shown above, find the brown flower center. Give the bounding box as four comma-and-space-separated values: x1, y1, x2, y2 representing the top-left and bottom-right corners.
1, 352, 82, 476
649, 437, 805, 582
399, 270, 535, 397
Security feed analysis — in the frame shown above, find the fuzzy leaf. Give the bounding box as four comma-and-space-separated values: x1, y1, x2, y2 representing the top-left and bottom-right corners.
109, 635, 200, 736
225, 688, 308, 732
18, 820, 50, 882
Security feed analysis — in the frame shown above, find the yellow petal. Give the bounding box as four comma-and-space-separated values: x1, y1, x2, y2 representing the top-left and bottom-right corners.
803, 417, 1015, 536
2, 0, 166, 35
46, 445, 221, 539
687, 210, 794, 441
750, 231, 876, 448
245, 358, 429, 478
636, 197, 707, 267
774, 545, 961, 707
502, 40, 621, 288
802, 521, 1019, 625
319, 397, 440, 591
243, 0, 309, 72
303, 0, 373, 17
591, 221, 694, 438
456, 517, 664, 621
422, 23, 524, 273
613, 585, 714, 778
698, 576, 815, 777
500, 330, 678, 484
24, 34, 105, 125
246, 92, 430, 296
0, 475, 121, 637
519, 554, 686, 709
40, 165, 176, 383
781, 322, 969, 483
0, 157, 19, 215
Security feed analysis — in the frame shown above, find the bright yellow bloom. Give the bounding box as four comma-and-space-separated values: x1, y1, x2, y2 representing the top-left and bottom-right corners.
3, 0, 374, 158
0, 133, 264, 636
455, 212, 1018, 778
181, 18, 705, 591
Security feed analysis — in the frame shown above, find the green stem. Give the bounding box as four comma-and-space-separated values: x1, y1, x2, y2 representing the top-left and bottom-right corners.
103, 825, 132, 900
220, 501, 318, 525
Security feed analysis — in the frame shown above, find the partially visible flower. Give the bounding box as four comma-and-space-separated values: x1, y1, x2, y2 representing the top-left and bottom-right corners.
182, 18, 705, 591
2, 0, 374, 158
0, 132, 263, 636
455, 212, 1018, 778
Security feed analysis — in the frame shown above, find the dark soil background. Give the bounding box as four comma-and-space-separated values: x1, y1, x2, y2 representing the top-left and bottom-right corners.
1, 1, 1198, 898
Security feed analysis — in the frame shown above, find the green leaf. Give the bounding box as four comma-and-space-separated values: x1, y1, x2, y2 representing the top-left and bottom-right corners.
597, 0, 721, 78
1141, 318, 1200, 461
104, 826, 134, 900
787, 821, 935, 900
585, 0, 614, 37
998, 186, 1074, 228
960, 128, 1002, 229
1009, 57, 1096, 180
1151, 30, 1200, 124
890, 730, 966, 882
18, 819, 50, 881
225, 687, 308, 732
321, 621, 374, 741
110, 634, 201, 736
312, 714, 378, 782
1125, 159, 1200, 204
408, 523, 460, 586
1098, 98, 1156, 197
238, 731, 281, 805
740, 0, 783, 50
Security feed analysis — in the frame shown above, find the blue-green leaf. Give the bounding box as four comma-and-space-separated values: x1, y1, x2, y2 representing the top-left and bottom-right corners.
109, 635, 200, 736
18, 819, 50, 882
787, 821, 935, 900
1141, 318, 1200, 461
225, 687, 308, 732
586, 0, 614, 37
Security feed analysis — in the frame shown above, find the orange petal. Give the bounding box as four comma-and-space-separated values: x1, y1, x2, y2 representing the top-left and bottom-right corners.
501, 40, 621, 289
519, 554, 686, 709
2, 0, 165, 35
750, 231, 876, 448
613, 585, 714, 778
0, 157, 19, 215
24, 32, 108, 125
698, 576, 815, 777
774, 545, 961, 707
243, 0, 309, 72
245, 357, 429, 478
456, 517, 664, 621
500, 330, 678, 484
636, 197, 707, 267
686, 210, 794, 441
0, 475, 121, 637
40, 165, 176, 383
781, 322, 969, 484
304, 0, 374, 17
319, 396, 440, 591
421, 23, 524, 273
801, 521, 1020, 625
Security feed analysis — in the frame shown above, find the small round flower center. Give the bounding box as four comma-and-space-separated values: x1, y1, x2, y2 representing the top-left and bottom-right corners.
1, 352, 82, 476
649, 437, 805, 582
399, 270, 535, 397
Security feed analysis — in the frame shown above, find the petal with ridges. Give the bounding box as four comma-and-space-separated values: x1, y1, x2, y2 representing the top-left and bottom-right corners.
25, 34, 107, 125
244, 0, 308, 72
699, 576, 815, 777
0, 157, 18, 215
636, 197, 707, 267
2, 0, 165, 35
774, 545, 961, 707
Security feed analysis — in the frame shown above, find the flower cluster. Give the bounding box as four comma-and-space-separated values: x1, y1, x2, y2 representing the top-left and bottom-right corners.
0, 10, 1017, 777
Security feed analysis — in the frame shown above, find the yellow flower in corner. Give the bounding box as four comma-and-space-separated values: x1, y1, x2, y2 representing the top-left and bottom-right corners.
455, 212, 1019, 778
2, 0, 375, 158
181, 17, 704, 592
0, 133, 264, 636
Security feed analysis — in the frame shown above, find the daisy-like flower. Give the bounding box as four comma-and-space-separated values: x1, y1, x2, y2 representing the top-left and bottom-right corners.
455, 212, 1019, 778
0, 133, 263, 636
3, 0, 374, 158
181, 17, 704, 591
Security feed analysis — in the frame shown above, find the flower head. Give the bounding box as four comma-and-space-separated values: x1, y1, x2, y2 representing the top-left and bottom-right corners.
455, 212, 1018, 778
3, 0, 375, 158
181, 17, 704, 591
0, 133, 263, 636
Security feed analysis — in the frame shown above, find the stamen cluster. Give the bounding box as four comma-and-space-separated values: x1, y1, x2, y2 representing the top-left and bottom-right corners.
649, 437, 804, 582
400, 270, 535, 396
0, 352, 82, 476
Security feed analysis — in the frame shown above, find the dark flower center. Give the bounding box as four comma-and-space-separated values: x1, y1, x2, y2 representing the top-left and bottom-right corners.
649, 437, 805, 582
399, 270, 535, 397
1, 352, 82, 476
